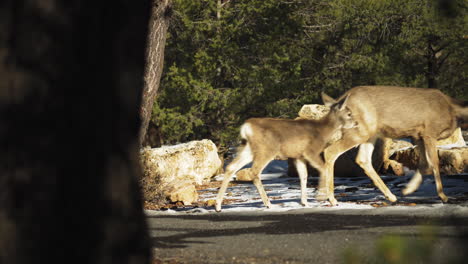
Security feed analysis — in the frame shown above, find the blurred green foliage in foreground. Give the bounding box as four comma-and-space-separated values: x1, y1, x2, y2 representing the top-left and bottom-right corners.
343, 224, 465, 264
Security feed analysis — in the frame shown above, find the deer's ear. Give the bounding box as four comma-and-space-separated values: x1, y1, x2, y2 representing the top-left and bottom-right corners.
337, 94, 350, 111
321, 92, 336, 107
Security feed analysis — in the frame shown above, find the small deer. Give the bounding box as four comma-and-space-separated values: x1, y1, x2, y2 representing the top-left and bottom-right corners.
319, 86, 468, 206
215, 94, 356, 212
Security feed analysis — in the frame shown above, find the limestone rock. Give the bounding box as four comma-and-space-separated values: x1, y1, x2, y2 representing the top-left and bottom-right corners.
298, 104, 330, 120
140, 139, 222, 203
384, 159, 405, 176
379, 139, 413, 176
388, 139, 414, 156
438, 147, 468, 174
165, 181, 199, 205
141, 139, 221, 185
391, 146, 418, 171
462, 129, 468, 142
391, 146, 468, 175
437, 128, 466, 147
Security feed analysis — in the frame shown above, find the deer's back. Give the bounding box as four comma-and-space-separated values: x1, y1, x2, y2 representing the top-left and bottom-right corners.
243, 118, 327, 158
343, 86, 458, 140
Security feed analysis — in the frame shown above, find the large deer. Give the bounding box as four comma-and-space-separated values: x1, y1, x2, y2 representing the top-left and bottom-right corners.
319, 86, 468, 206
215, 95, 357, 212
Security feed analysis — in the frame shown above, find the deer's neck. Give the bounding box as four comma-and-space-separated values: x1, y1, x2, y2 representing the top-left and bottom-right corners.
317, 114, 341, 141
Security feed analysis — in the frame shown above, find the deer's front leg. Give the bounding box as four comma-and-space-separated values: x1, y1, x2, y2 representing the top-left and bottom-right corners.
294, 159, 309, 207
250, 156, 273, 209
318, 148, 341, 206
321, 136, 360, 206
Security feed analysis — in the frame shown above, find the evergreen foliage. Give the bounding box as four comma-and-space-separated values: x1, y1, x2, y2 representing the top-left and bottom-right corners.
152, 0, 467, 152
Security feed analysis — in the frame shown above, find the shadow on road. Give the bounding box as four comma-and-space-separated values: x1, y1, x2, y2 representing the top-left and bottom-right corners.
149, 212, 468, 250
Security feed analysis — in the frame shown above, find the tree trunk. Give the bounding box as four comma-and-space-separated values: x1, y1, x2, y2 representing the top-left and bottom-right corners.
139, 0, 172, 146
426, 40, 438, 88
0, 1, 151, 263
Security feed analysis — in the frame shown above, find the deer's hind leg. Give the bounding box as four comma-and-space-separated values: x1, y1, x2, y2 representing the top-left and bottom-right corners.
216, 143, 253, 212
302, 152, 326, 206
250, 152, 275, 209
402, 139, 426, 196
422, 136, 448, 202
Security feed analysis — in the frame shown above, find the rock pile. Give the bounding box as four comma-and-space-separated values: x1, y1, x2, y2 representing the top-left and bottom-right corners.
140, 139, 222, 205
391, 128, 467, 175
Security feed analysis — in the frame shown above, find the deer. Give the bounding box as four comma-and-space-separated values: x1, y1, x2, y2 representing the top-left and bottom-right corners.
318, 86, 468, 206
215, 94, 357, 212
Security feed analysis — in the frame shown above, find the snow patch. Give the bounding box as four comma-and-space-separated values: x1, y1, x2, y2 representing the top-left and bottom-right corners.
148, 159, 468, 216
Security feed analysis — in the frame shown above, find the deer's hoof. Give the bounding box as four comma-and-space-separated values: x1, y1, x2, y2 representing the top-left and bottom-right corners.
440, 193, 449, 203
215, 203, 222, 212
387, 194, 397, 203
402, 186, 417, 196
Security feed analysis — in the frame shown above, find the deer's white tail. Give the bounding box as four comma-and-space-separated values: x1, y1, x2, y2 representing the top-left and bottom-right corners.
240, 123, 254, 139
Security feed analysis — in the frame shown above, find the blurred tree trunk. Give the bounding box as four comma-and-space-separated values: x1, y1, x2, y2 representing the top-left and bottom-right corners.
0, 1, 152, 264
139, 0, 172, 146
425, 39, 451, 89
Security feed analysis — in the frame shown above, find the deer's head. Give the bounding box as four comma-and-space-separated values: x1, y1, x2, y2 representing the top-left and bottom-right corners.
322, 92, 357, 130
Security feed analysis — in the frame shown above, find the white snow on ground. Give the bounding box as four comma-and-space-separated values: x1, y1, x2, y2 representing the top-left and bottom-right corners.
146, 159, 468, 216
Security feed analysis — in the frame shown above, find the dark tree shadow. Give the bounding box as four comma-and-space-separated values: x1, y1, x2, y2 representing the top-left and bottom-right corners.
149, 212, 468, 250
0, 1, 153, 263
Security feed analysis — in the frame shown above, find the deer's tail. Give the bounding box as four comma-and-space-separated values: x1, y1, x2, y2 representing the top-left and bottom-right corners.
451, 98, 468, 122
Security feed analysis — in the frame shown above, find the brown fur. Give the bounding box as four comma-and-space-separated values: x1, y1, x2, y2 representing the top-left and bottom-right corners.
320, 86, 468, 205
215, 96, 356, 211
244, 117, 343, 160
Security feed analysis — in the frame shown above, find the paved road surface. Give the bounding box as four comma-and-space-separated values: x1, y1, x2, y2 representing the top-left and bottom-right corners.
148, 207, 468, 263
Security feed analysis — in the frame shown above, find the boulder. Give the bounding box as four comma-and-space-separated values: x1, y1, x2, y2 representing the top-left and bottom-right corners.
387, 139, 414, 156
298, 104, 330, 120
379, 128, 465, 175
391, 146, 468, 175
383, 159, 405, 176
389, 146, 418, 172
436, 127, 466, 147
379, 138, 414, 176
462, 127, 468, 142
140, 139, 222, 203
165, 180, 199, 205
438, 147, 468, 174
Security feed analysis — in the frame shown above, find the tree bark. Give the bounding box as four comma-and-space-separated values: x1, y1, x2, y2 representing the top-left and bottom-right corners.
426, 41, 438, 88
139, 0, 172, 146
0, 1, 151, 263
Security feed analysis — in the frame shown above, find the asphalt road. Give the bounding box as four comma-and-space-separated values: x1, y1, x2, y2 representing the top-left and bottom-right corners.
148, 207, 468, 264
